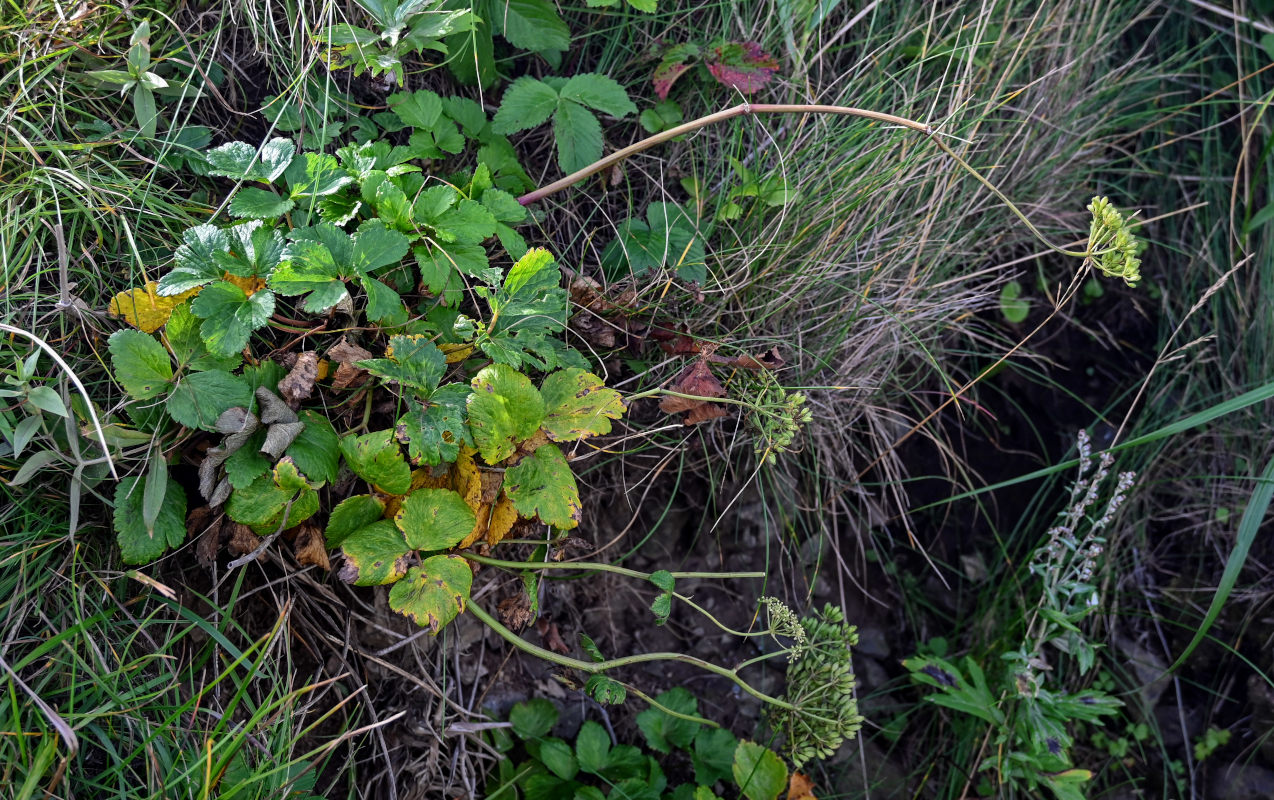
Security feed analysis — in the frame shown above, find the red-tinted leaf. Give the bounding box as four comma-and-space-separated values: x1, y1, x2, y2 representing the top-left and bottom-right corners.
705, 41, 779, 93
651, 42, 700, 100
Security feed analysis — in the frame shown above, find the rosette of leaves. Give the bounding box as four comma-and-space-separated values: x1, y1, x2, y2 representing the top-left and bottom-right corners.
315, 1, 476, 86
767, 604, 865, 769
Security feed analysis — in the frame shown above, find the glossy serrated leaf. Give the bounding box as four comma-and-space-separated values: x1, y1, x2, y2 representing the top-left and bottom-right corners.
108, 329, 173, 400
168, 370, 251, 431
352, 220, 410, 272
388, 555, 472, 633
388, 88, 443, 128
230, 187, 294, 219
206, 137, 296, 183
504, 247, 554, 296
159, 224, 229, 295
585, 674, 627, 705
226, 456, 319, 534
394, 488, 475, 551
396, 384, 473, 466
504, 444, 580, 529
284, 410, 340, 484
189, 281, 275, 357
166, 304, 241, 372
339, 429, 411, 494
325, 494, 386, 548
540, 368, 625, 442
467, 364, 546, 463
213, 221, 286, 278
359, 334, 445, 393
114, 475, 187, 564
339, 520, 410, 585
290, 152, 354, 197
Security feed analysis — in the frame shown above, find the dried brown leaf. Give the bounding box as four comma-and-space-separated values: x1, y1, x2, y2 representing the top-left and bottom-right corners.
498, 594, 534, 631
226, 523, 262, 558
293, 522, 330, 570
277, 351, 319, 405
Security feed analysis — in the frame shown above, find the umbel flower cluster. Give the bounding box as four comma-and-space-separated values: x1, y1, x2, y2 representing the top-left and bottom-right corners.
767, 604, 865, 768
1087, 196, 1142, 286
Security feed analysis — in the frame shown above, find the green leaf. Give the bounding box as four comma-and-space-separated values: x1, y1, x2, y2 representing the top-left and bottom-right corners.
133, 83, 157, 138
159, 224, 229, 295
444, 96, 487, 135
999, 280, 1030, 324
467, 364, 546, 463
636, 688, 700, 754
540, 368, 625, 442
649, 570, 674, 592
552, 101, 603, 175
285, 410, 340, 484
338, 520, 411, 585
142, 446, 168, 536
388, 88, 443, 129
396, 384, 473, 466
388, 555, 473, 633
214, 221, 286, 278
732, 741, 787, 800
504, 444, 580, 529
339, 429, 412, 494
394, 488, 475, 551
24, 385, 67, 417
271, 225, 351, 313
559, 74, 637, 118
168, 370, 251, 431
114, 475, 187, 563
166, 303, 241, 372
509, 697, 558, 739
189, 281, 275, 357
575, 721, 611, 775
539, 739, 578, 780
584, 674, 627, 705
206, 137, 296, 183
325, 494, 386, 548
353, 220, 411, 272
290, 152, 354, 197
360, 334, 447, 394
108, 330, 172, 400
504, 247, 555, 296
692, 728, 738, 786
226, 456, 319, 534
491, 77, 559, 134
230, 187, 295, 220
496, 0, 570, 53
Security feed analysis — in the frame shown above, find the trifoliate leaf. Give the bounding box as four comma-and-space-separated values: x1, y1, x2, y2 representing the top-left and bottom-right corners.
108, 282, 199, 333
553, 101, 603, 175
159, 224, 230, 295
168, 370, 251, 431
559, 73, 637, 118
284, 410, 340, 484
359, 334, 445, 394
636, 688, 700, 754
388, 555, 473, 633
114, 475, 187, 564
325, 494, 386, 548
205, 137, 296, 183
504, 444, 580, 529
443, 199, 498, 244
339, 429, 411, 494
370, 178, 414, 231
732, 741, 788, 800
491, 77, 559, 134
467, 364, 546, 463
214, 221, 286, 278
230, 187, 295, 219
271, 227, 351, 313
338, 520, 411, 585
189, 281, 275, 357
443, 95, 486, 135
396, 384, 473, 466
539, 368, 625, 442
394, 488, 475, 551
108, 329, 173, 400
226, 456, 319, 534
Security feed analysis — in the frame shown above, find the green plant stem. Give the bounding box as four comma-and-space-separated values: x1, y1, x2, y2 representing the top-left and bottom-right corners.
673, 592, 773, 639
464, 553, 762, 581
517, 102, 1090, 258
467, 600, 800, 713
625, 684, 720, 728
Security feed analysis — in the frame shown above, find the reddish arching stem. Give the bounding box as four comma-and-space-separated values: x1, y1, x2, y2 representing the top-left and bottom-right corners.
516, 102, 933, 207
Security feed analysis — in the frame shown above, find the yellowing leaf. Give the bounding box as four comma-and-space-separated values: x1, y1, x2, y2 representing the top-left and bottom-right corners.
108, 282, 198, 333
486, 495, 518, 546
224, 272, 267, 296
440, 343, 474, 364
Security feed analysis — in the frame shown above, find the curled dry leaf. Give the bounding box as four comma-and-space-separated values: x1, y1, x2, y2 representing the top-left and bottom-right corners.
787, 772, 817, 800
498, 593, 534, 631
327, 336, 374, 389
659, 358, 728, 425
292, 522, 330, 570
277, 350, 319, 405
536, 617, 571, 655
226, 522, 262, 559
